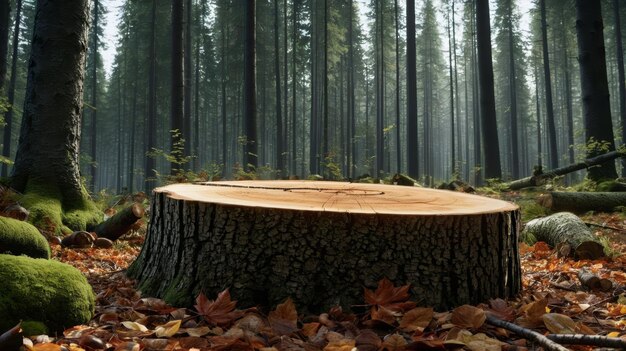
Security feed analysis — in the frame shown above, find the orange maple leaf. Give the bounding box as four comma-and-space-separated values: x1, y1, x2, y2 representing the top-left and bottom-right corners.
194, 289, 244, 327
269, 298, 299, 335
364, 278, 416, 312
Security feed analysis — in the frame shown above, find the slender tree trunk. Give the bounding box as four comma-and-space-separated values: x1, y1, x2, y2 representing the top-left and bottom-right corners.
171, 0, 184, 174
11, 0, 90, 204
376, 0, 384, 177
575, 0, 618, 181
508, 6, 519, 179
563, 32, 575, 181
348, 0, 356, 179
406, 0, 418, 179
291, 0, 298, 176
322, 0, 329, 176
535, 65, 543, 169
145, 0, 157, 194
471, 8, 482, 185
475, 0, 501, 180
221, 21, 227, 172
0, 0, 9, 91
243, 0, 257, 171
274, 0, 283, 173
183, 0, 192, 159
540, 0, 558, 169
452, 1, 461, 179
90, 0, 98, 192
309, 0, 318, 175
394, 0, 400, 173
193, 3, 201, 171
614, 0, 626, 176
283, 0, 288, 173
448, 6, 455, 177
1, 0, 21, 177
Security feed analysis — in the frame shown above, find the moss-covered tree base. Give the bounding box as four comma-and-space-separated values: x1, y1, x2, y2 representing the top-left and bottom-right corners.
0, 254, 94, 333
19, 182, 102, 235
0, 216, 50, 258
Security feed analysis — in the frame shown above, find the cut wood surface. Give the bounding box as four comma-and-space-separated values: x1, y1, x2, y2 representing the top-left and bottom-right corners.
539, 192, 626, 213
128, 180, 521, 311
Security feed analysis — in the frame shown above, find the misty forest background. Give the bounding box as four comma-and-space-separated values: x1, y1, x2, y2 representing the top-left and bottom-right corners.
0, 0, 624, 194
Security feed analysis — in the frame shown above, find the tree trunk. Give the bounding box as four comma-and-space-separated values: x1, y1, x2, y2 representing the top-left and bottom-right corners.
475, 0, 501, 180
183, 0, 192, 158
538, 191, 626, 213
0, 0, 9, 91
128, 180, 521, 311
1, 0, 22, 177
615, 0, 626, 177
507, 5, 519, 180
243, 0, 257, 171
11, 0, 90, 204
540, 0, 558, 169
274, 0, 283, 173
394, 0, 401, 174
575, 0, 618, 181
145, 0, 157, 194
406, 0, 418, 179
506, 150, 625, 190
171, 0, 184, 174
90, 0, 98, 192
521, 212, 604, 260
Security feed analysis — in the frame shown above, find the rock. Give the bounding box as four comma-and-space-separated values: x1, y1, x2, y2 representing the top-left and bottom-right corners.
0, 216, 50, 259
0, 254, 95, 333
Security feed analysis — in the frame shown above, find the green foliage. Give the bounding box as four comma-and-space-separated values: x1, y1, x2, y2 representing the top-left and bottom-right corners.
518, 200, 548, 223
0, 217, 50, 259
20, 321, 48, 336
322, 152, 344, 180
0, 254, 94, 333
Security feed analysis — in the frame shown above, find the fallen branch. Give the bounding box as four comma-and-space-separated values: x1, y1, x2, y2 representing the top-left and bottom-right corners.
539, 192, 626, 213
506, 151, 625, 190
485, 314, 570, 351
546, 334, 626, 349
93, 203, 144, 241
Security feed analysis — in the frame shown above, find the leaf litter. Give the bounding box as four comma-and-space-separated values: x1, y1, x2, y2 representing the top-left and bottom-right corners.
9, 210, 626, 351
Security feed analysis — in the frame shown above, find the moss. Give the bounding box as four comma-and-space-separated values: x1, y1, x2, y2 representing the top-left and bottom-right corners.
21, 321, 48, 336
0, 254, 95, 333
596, 180, 626, 192
0, 217, 50, 259
19, 181, 102, 234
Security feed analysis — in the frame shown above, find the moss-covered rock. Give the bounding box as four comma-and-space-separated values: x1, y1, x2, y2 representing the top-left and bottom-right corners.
0, 217, 50, 259
0, 254, 95, 333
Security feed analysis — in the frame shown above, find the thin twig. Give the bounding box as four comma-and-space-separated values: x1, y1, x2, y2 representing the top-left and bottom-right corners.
584, 222, 625, 233
546, 334, 626, 349
485, 314, 570, 351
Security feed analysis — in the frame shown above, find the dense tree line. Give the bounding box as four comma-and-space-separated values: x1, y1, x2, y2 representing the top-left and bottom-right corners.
1, 0, 625, 193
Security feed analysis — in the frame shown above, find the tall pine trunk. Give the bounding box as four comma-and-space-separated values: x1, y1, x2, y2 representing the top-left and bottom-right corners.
243, 0, 257, 171
171, 0, 184, 174
145, 0, 157, 193
274, 0, 283, 173
507, 5, 519, 179
575, 0, 618, 181
183, 0, 192, 159
614, 0, 626, 176
1, 0, 22, 177
406, 0, 418, 179
0, 0, 9, 91
540, 0, 558, 169
90, 0, 98, 191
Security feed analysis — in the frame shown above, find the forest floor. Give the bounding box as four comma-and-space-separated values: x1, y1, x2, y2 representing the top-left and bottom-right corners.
20, 190, 626, 351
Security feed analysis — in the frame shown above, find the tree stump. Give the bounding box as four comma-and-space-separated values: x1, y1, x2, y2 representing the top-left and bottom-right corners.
128, 181, 521, 311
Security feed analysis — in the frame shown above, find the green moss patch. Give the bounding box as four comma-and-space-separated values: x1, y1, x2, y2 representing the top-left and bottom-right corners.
0, 217, 50, 258
20, 181, 102, 234
0, 254, 95, 333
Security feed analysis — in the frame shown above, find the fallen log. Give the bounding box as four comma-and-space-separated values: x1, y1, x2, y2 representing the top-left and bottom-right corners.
506, 151, 625, 190
93, 203, 144, 241
538, 192, 626, 213
128, 180, 521, 311
577, 270, 613, 291
521, 212, 605, 260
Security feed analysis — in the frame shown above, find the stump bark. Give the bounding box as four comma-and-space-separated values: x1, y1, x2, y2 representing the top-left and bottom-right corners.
128, 181, 521, 311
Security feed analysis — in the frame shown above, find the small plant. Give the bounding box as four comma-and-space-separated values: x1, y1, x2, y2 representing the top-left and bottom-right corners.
322, 152, 343, 180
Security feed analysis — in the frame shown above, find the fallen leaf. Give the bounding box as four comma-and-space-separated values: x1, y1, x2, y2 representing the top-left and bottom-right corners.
381, 333, 407, 351
485, 299, 516, 321
542, 313, 576, 334
371, 304, 398, 325
194, 289, 244, 327
155, 319, 181, 337
400, 307, 433, 332
33, 344, 62, 351
302, 322, 321, 337
355, 330, 382, 351
184, 326, 212, 337
323, 339, 356, 351
269, 298, 298, 335
121, 321, 148, 332
365, 278, 416, 312
451, 305, 485, 329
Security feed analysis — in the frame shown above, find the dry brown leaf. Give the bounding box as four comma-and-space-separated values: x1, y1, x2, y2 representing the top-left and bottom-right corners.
364, 278, 416, 312
323, 339, 356, 351
184, 326, 212, 337
371, 304, 398, 325
194, 289, 244, 327
355, 330, 382, 351
450, 305, 486, 329
516, 298, 547, 328
121, 321, 148, 332
381, 333, 407, 351
486, 299, 516, 321
302, 322, 321, 337
33, 344, 63, 351
155, 319, 181, 337
400, 307, 434, 332
542, 313, 576, 334
269, 298, 298, 335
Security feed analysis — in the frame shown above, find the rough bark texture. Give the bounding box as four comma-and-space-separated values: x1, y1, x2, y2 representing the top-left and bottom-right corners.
538, 191, 626, 213
10, 0, 90, 205
521, 212, 604, 260
128, 181, 521, 312
575, 0, 618, 181
93, 203, 144, 241
506, 150, 625, 190
0, 0, 9, 91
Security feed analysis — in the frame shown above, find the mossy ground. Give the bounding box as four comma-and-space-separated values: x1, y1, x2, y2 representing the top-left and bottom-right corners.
20, 181, 102, 235
0, 254, 94, 333
0, 216, 50, 258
